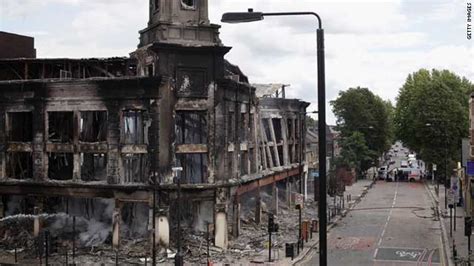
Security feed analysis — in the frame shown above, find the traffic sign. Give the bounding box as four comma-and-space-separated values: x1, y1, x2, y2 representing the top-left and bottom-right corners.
432, 164, 437, 171
447, 189, 455, 206
468, 161, 474, 176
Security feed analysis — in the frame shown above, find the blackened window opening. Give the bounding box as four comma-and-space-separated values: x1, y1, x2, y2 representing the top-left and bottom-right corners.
177, 153, 207, 184
48, 112, 74, 143
6, 152, 33, 179
181, 0, 195, 8
123, 154, 148, 183
8, 112, 33, 142
262, 119, 272, 143
272, 118, 282, 143
123, 110, 144, 144
48, 153, 73, 180
81, 153, 107, 181
176, 111, 207, 144
80, 111, 107, 142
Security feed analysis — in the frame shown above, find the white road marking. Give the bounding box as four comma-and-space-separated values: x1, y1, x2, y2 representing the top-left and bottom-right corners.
373, 182, 399, 258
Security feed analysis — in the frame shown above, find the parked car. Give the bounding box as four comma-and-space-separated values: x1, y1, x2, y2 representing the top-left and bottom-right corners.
378, 166, 388, 180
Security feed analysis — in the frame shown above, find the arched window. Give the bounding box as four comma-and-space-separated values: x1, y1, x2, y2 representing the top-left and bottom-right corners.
181, 0, 196, 9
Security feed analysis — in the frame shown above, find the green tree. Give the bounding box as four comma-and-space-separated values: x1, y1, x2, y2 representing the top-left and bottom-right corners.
336, 131, 374, 179
394, 69, 474, 179
306, 115, 317, 129
331, 87, 393, 172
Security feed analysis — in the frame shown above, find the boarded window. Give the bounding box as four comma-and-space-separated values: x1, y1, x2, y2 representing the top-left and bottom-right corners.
6, 152, 33, 179
175, 111, 207, 144
48, 153, 73, 180
123, 154, 148, 183
177, 153, 207, 184
80, 111, 107, 142
81, 153, 107, 182
122, 110, 144, 144
48, 112, 74, 143
7, 112, 33, 142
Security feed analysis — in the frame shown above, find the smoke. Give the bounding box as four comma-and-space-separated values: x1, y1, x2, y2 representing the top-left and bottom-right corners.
1, 197, 149, 248
5, 195, 22, 216
193, 201, 213, 232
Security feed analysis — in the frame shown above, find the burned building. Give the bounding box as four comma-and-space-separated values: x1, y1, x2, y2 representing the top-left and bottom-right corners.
0, 0, 309, 260
0, 31, 36, 59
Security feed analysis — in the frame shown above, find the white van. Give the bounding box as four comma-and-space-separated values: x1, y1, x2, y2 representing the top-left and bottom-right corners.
408, 169, 421, 182
378, 166, 388, 179
400, 160, 408, 168
400, 168, 421, 182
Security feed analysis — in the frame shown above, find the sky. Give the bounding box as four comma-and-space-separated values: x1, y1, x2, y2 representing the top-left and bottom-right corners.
1, 0, 473, 124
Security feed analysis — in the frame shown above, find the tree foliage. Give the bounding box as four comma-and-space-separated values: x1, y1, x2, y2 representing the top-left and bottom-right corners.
331, 87, 393, 173
394, 69, 474, 178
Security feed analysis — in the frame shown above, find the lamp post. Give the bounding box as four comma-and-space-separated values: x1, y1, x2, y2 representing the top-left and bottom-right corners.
172, 167, 184, 266
221, 9, 327, 265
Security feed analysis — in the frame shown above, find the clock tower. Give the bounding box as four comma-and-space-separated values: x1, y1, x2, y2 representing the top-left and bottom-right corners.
139, 0, 221, 47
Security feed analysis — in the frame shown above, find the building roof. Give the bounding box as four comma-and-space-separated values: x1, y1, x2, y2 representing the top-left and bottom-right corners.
253, 83, 286, 98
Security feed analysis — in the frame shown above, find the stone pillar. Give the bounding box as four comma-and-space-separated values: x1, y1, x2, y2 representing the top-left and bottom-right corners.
32, 101, 46, 181
255, 186, 262, 224
112, 202, 121, 250
232, 201, 241, 238
33, 206, 41, 237
272, 183, 279, 214
214, 188, 228, 250
106, 102, 121, 184
214, 203, 228, 250
155, 207, 170, 247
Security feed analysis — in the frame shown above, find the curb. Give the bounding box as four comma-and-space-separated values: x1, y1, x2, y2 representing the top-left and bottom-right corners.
292, 179, 377, 265
423, 182, 454, 266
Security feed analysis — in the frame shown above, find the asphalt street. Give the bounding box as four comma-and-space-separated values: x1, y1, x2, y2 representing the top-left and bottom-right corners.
306, 144, 442, 265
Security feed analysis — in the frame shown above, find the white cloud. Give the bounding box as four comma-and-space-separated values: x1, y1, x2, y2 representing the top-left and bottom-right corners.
1, 0, 472, 124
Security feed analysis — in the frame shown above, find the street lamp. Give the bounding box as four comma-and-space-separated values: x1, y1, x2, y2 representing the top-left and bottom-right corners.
221, 9, 328, 265
172, 167, 184, 266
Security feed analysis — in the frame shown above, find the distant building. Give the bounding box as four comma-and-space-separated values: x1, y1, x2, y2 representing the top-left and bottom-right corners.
0, 31, 36, 59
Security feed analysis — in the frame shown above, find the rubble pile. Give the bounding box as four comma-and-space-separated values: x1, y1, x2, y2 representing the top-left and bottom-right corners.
181, 193, 320, 264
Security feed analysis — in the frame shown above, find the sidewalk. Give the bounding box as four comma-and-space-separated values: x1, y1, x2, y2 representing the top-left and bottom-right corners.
426, 183, 472, 266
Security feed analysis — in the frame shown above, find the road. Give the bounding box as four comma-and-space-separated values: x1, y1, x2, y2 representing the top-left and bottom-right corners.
305, 143, 442, 265
305, 182, 442, 265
